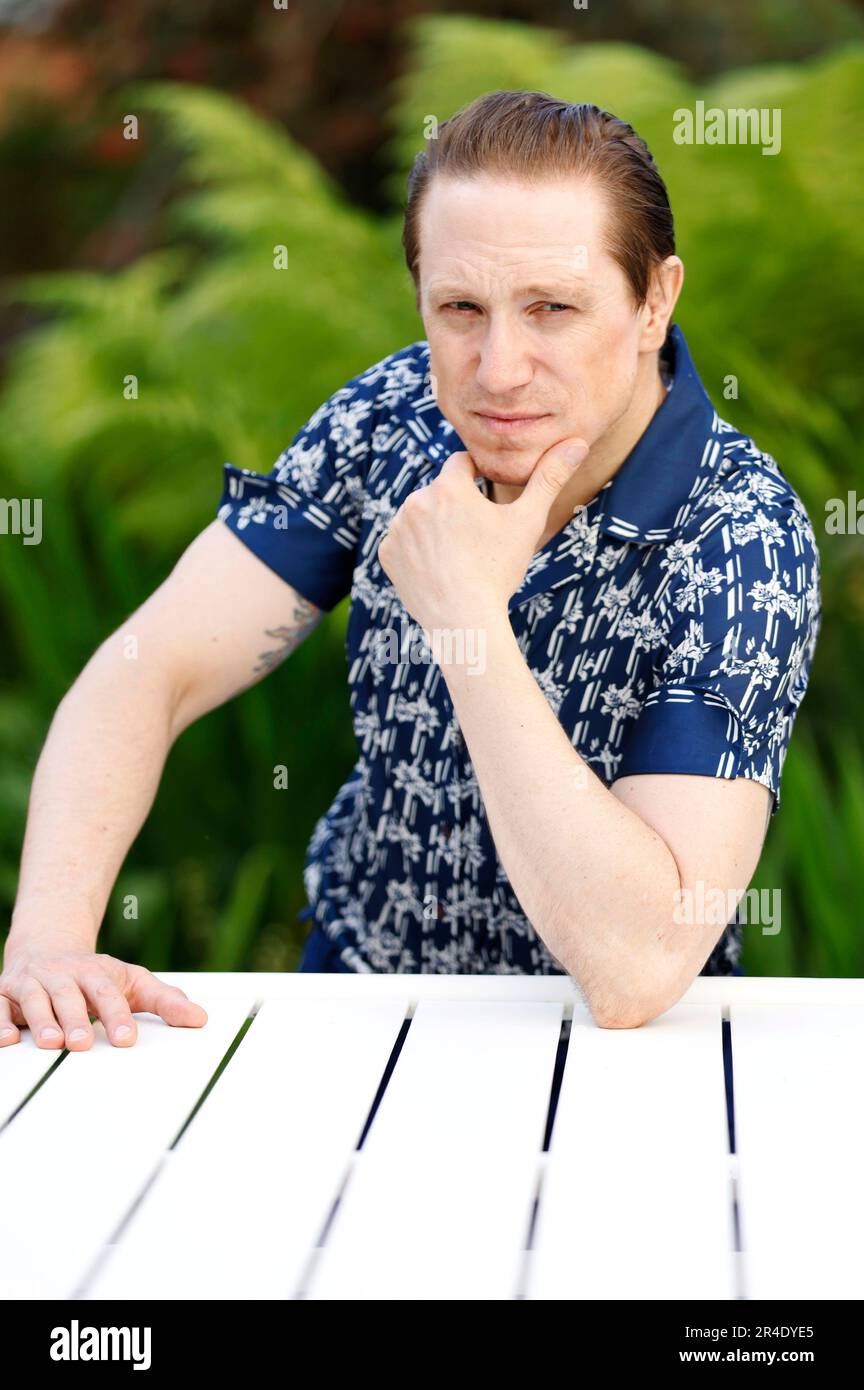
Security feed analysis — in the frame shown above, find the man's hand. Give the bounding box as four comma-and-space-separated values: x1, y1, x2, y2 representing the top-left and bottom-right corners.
0, 938, 208, 1050
377, 436, 589, 632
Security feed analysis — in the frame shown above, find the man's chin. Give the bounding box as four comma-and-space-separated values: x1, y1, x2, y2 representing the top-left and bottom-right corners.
458, 439, 538, 489
468, 448, 541, 487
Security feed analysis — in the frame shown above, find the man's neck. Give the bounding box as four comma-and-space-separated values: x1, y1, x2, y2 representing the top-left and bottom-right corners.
490, 354, 668, 551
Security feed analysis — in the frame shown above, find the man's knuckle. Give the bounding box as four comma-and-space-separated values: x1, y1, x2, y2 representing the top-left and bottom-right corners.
92, 980, 121, 1002
158, 985, 184, 1006
50, 982, 82, 1002
538, 471, 562, 495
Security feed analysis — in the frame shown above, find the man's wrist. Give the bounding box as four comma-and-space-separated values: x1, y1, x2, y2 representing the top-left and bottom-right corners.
432, 608, 522, 695
6, 896, 100, 957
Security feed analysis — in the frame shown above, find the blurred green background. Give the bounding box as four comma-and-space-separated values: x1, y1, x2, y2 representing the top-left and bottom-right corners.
0, 1, 862, 976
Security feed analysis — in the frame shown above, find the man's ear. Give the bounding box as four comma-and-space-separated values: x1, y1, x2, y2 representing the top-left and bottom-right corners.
640, 255, 684, 352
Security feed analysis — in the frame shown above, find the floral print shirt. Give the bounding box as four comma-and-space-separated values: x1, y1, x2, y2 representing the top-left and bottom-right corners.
216, 324, 821, 975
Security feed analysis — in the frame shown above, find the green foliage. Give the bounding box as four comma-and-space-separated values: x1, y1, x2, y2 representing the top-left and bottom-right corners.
1, 20, 863, 974
0, 82, 416, 971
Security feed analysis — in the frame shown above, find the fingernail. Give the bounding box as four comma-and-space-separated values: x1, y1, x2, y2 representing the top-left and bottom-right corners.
68, 1028, 88, 1041
114, 1025, 132, 1039
40, 1027, 62, 1039
565, 443, 589, 468
0, 1027, 16, 1039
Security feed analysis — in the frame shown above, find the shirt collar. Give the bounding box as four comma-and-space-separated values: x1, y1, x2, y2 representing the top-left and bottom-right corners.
595, 323, 721, 545
401, 322, 721, 547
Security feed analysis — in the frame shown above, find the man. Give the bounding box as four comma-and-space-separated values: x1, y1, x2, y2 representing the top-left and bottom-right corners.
0, 93, 820, 1048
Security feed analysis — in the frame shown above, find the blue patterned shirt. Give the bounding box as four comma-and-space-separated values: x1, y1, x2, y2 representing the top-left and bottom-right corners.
216, 324, 821, 975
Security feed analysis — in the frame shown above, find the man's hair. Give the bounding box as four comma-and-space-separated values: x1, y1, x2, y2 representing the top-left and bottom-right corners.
402, 90, 676, 309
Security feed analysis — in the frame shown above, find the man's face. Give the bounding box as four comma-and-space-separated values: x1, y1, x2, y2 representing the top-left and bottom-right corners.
418, 173, 652, 485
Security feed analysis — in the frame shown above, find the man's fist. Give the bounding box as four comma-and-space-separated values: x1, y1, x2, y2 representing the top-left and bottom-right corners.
377, 436, 589, 634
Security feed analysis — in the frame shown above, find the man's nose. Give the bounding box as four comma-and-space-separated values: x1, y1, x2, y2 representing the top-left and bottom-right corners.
474, 320, 534, 396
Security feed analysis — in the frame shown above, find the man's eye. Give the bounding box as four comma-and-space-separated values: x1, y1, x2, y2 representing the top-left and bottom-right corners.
441, 301, 575, 315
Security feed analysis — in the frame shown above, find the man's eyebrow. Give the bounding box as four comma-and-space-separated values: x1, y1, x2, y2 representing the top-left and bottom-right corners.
518, 283, 594, 300
430, 281, 593, 300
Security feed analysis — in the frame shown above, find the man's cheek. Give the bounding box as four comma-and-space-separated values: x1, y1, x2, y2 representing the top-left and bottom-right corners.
562, 397, 609, 450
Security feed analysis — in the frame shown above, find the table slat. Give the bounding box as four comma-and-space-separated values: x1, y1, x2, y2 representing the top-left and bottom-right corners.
527, 1004, 734, 1299
733, 1002, 864, 1299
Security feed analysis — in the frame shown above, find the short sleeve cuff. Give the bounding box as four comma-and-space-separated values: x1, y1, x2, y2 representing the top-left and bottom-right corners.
615, 684, 783, 814
617, 686, 744, 781
216, 463, 356, 612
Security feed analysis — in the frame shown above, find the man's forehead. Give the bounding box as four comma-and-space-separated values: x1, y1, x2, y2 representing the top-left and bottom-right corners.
422, 170, 607, 230
416, 176, 624, 298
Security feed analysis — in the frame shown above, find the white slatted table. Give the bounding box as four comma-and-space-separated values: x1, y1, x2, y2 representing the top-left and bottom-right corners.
1, 973, 862, 1300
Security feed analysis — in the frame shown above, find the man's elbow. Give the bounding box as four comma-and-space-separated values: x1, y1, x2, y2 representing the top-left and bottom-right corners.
558, 917, 696, 1029
579, 977, 689, 1030
589, 997, 667, 1030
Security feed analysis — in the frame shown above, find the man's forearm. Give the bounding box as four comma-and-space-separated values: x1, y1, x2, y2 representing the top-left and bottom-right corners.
7, 639, 178, 954
438, 612, 686, 1025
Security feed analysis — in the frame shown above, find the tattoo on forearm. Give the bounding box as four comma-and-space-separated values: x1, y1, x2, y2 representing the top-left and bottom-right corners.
253, 597, 322, 675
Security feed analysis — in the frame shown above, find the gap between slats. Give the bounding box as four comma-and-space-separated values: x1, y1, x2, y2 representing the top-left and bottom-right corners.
0, 1050, 69, 1134
724, 1005, 747, 1301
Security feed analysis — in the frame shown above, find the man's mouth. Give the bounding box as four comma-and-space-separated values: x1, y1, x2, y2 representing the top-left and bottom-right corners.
472, 411, 550, 434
